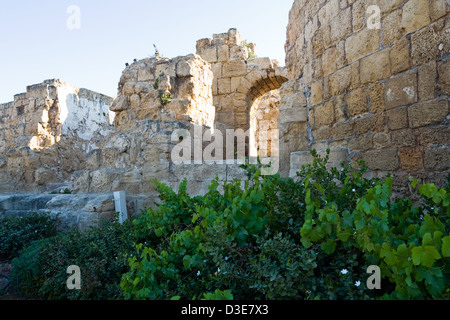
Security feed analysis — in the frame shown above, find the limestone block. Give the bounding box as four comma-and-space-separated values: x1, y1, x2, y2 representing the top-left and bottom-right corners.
354, 113, 385, 135
86, 149, 102, 170
386, 107, 409, 130
385, 72, 417, 109
134, 82, 153, 95
198, 46, 218, 63
328, 65, 352, 96
278, 107, 307, 124
345, 28, 380, 64
110, 96, 129, 112
217, 45, 229, 62
411, 23, 443, 65
123, 82, 135, 95
196, 38, 212, 53
348, 134, 374, 152
314, 101, 335, 126
373, 132, 392, 149
391, 129, 416, 148
310, 80, 323, 106
401, 0, 430, 35
438, 60, 450, 95
330, 120, 355, 140
352, 0, 366, 32
89, 169, 120, 193
360, 49, 391, 84
230, 77, 242, 93
399, 147, 424, 170
390, 37, 411, 75
176, 60, 194, 77
26, 83, 49, 99
345, 86, 368, 117
418, 126, 450, 146
408, 99, 448, 128
363, 149, 400, 171
368, 82, 385, 113
227, 28, 243, 47
217, 78, 231, 95
129, 94, 141, 109
418, 61, 437, 101
382, 9, 402, 46
322, 46, 337, 76
247, 57, 273, 70
330, 7, 351, 43
105, 134, 130, 153
230, 46, 249, 61
35, 168, 58, 185
424, 147, 450, 171
429, 0, 447, 21
222, 60, 247, 77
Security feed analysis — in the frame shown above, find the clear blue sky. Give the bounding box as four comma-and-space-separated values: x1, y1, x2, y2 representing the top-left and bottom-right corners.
0, 0, 293, 103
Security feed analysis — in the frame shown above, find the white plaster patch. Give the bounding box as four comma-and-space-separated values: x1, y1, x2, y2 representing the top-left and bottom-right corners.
57, 84, 115, 151
403, 87, 415, 100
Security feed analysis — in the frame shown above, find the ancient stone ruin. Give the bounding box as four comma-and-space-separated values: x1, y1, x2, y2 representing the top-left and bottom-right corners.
280, 0, 449, 198
1, 0, 449, 230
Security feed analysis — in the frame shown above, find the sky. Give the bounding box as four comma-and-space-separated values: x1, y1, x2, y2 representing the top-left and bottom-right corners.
0, 0, 294, 103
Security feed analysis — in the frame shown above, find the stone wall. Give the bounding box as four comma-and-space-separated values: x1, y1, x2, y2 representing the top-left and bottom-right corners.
250, 90, 280, 157
0, 79, 114, 193
1, 30, 284, 230
111, 54, 215, 130
280, 0, 450, 193
196, 29, 288, 132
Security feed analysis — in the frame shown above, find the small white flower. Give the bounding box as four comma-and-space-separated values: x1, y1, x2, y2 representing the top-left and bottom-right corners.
197, 271, 201, 276
203, 260, 207, 263
217, 268, 221, 273
352, 189, 356, 192
225, 257, 229, 261
355, 281, 361, 287
341, 269, 349, 275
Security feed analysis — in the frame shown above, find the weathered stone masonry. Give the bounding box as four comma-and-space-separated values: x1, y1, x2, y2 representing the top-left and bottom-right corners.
0, 79, 115, 193
280, 0, 449, 196
0, 30, 285, 230
1, 1, 449, 230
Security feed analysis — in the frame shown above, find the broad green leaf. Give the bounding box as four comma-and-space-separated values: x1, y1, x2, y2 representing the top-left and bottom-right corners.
355, 218, 365, 230
442, 236, 450, 258
326, 212, 339, 224
397, 243, 408, 258
422, 233, 433, 246
412, 246, 441, 268
433, 231, 443, 251
321, 238, 337, 254
362, 201, 372, 214
338, 232, 351, 242
183, 255, 192, 270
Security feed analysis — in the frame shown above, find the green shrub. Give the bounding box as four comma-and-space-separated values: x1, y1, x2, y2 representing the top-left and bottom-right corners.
121, 150, 450, 300
299, 152, 450, 299
0, 213, 57, 260
12, 219, 136, 300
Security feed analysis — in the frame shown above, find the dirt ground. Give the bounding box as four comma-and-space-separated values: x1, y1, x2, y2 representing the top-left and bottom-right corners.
0, 260, 22, 300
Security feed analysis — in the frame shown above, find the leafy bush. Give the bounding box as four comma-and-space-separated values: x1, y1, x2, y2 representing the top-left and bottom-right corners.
0, 213, 57, 260
299, 152, 450, 299
12, 219, 136, 300
121, 150, 450, 300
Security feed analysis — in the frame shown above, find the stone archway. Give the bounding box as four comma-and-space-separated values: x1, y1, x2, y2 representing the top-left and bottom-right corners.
196, 28, 289, 134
